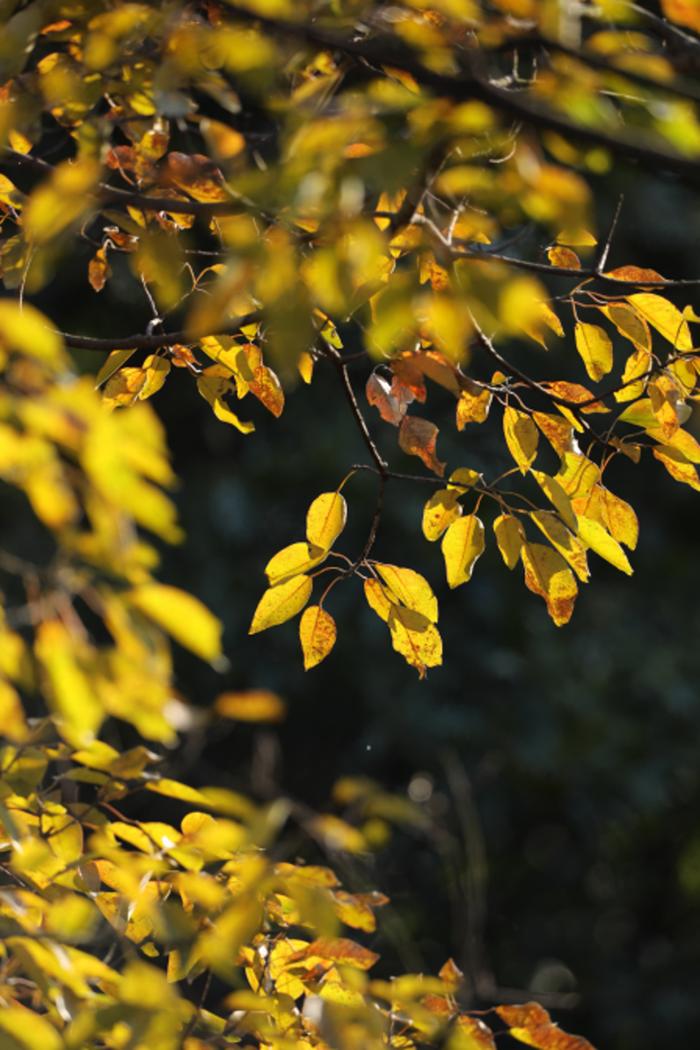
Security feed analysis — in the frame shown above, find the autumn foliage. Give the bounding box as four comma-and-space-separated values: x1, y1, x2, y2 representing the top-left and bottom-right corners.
1, 0, 700, 1046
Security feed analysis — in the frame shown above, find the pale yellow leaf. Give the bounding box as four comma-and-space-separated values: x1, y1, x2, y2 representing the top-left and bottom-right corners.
627, 293, 693, 350
127, 584, 223, 660
375, 563, 438, 622
574, 322, 613, 382
441, 515, 485, 588
576, 516, 633, 575
422, 488, 462, 541
503, 405, 538, 473
306, 492, 347, 551
265, 542, 326, 585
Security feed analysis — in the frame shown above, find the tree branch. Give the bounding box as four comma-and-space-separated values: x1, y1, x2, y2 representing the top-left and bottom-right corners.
59, 311, 262, 352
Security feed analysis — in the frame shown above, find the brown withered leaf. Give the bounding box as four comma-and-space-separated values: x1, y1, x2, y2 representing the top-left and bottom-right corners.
398, 416, 445, 476
366, 371, 408, 426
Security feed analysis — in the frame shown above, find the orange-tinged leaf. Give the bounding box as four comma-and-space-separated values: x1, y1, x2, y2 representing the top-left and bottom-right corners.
398, 416, 445, 476
503, 405, 538, 473
574, 322, 613, 381
128, 584, 223, 660
547, 246, 581, 269
555, 452, 600, 499
88, 246, 111, 291
215, 690, 286, 722
441, 515, 485, 588
544, 381, 609, 414
388, 606, 443, 678
576, 516, 633, 575
366, 372, 408, 425
605, 265, 665, 285
533, 412, 576, 457
303, 937, 379, 969
456, 381, 492, 428
653, 444, 700, 490
306, 491, 347, 551
660, 0, 700, 32
555, 228, 597, 246
103, 366, 147, 408
249, 574, 313, 634
493, 514, 525, 569
422, 488, 462, 541
375, 564, 438, 622
521, 542, 578, 626
530, 511, 589, 582
299, 605, 337, 670
265, 542, 326, 585
627, 292, 693, 350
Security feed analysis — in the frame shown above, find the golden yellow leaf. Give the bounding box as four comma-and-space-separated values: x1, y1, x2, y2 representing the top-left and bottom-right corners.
265, 542, 326, 585
530, 511, 590, 582
249, 574, 313, 634
547, 246, 581, 269
572, 485, 639, 551
103, 366, 147, 408
88, 245, 110, 292
422, 488, 462, 541
574, 322, 613, 382
521, 542, 578, 626
456, 382, 492, 428
614, 347, 651, 403
139, 354, 171, 400
493, 514, 525, 569
300, 605, 337, 670
306, 491, 347, 551
532, 412, 576, 457
555, 452, 600, 499
661, 0, 700, 32
441, 515, 485, 588
576, 516, 633, 575
24, 157, 100, 243
555, 228, 597, 246
448, 467, 481, 493
304, 936, 379, 970
601, 303, 651, 353
376, 563, 438, 622
127, 584, 223, 660
0, 678, 28, 742
627, 293, 693, 350
503, 405, 538, 473
215, 690, 286, 722
388, 606, 443, 678
0, 1006, 63, 1050
197, 366, 255, 433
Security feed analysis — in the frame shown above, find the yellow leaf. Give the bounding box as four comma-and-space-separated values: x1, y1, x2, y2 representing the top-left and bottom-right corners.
601, 303, 651, 353
572, 485, 639, 551
388, 606, 443, 678
34, 621, 103, 745
139, 354, 171, 400
102, 366, 147, 408
533, 412, 576, 457
547, 245, 581, 269
0, 678, 28, 742
614, 347, 651, 403
493, 514, 525, 569
306, 491, 347, 551
652, 444, 700, 490
0, 1006, 63, 1050
197, 365, 255, 433
249, 574, 313, 634
363, 578, 394, 622
521, 542, 578, 626
448, 467, 481, 493
94, 348, 137, 388
441, 515, 485, 588
456, 383, 492, 428
215, 690, 286, 722
627, 293, 693, 350
127, 584, 223, 660
24, 157, 100, 243
265, 541, 326, 585
300, 605, 337, 670
574, 322, 613, 381
556, 227, 597, 246
530, 511, 590, 582
576, 516, 633, 575
532, 470, 577, 531
661, 0, 700, 33
555, 452, 600, 499
375, 563, 438, 622
308, 815, 366, 853
503, 405, 538, 473
0, 301, 66, 367
422, 488, 462, 541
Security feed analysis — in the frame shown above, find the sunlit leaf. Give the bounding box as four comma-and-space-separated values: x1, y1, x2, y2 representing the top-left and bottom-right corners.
299, 605, 337, 670
521, 543, 578, 626
422, 488, 462, 541
128, 584, 223, 660
441, 515, 485, 588
249, 574, 313, 634
375, 564, 438, 622
398, 416, 446, 476
306, 491, 348, 551
503, 405, 538, 473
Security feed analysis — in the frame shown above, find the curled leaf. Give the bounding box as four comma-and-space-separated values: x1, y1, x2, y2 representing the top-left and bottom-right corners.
398, 416, 445, 476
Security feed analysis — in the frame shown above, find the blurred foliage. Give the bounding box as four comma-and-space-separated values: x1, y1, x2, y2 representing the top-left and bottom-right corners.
2, 1, 700, 1048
